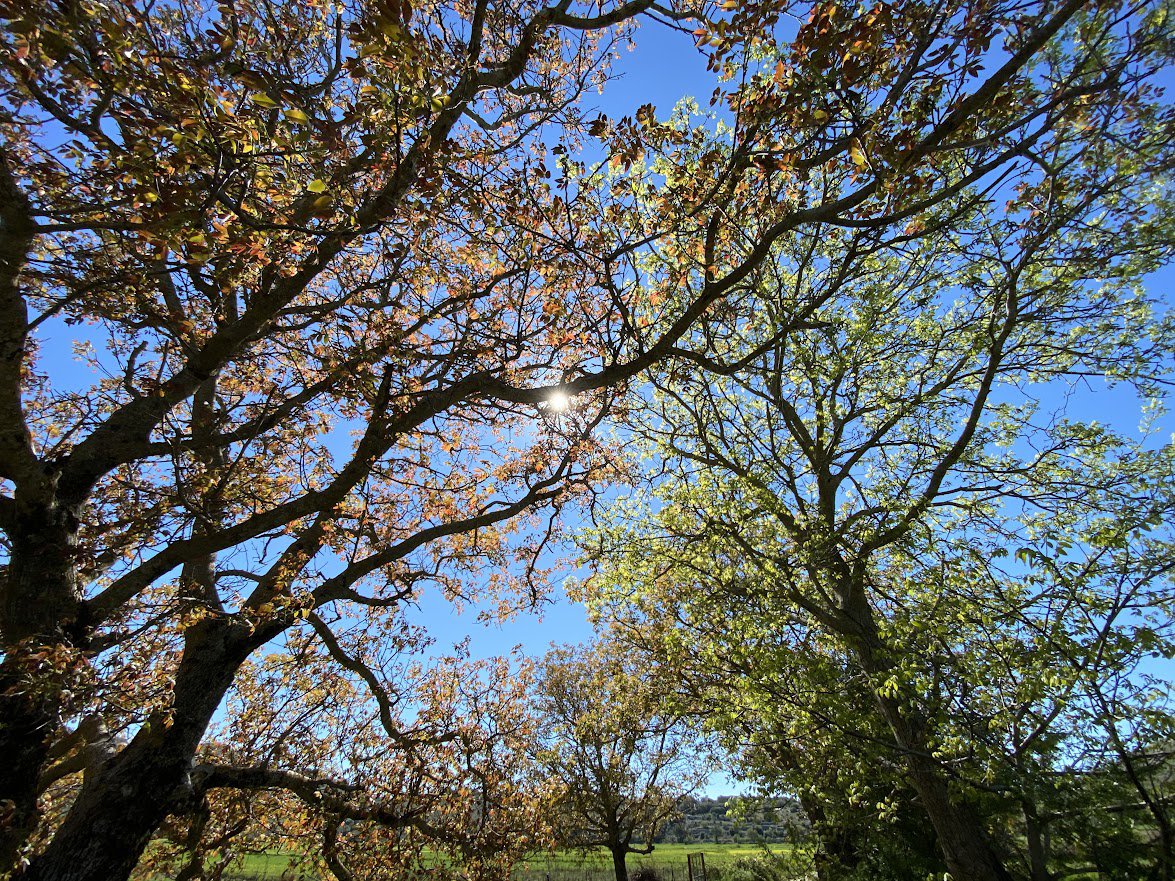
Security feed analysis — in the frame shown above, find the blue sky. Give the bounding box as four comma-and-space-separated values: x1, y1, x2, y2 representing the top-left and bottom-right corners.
401, 19, 1175, 796
28, 13, 1172, 798
410, 21, 713, 647
405, 21, 746, 793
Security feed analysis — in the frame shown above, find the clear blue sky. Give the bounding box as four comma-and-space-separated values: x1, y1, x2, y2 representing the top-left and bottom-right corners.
30, 14, 1171, 798
402, 19, 1174, 796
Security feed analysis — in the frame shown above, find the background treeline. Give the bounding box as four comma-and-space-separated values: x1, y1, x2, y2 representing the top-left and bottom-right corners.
654, 798, 806, 846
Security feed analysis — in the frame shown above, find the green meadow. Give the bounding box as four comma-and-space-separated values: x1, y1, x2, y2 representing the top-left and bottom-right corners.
520, 843, 791, 869
215, 843, 797, 881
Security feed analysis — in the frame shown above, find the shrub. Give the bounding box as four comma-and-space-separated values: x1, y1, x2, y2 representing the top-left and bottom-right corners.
707, 855, 798, 881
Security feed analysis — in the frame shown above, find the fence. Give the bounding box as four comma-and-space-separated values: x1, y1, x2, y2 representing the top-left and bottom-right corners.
512, 862, 691, 881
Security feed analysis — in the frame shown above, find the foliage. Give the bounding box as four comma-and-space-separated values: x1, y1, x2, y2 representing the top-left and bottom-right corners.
3, 0, 1172, 878
581, 3, 1175, 878
534, 642, 708, 881
706, 853, 800, 881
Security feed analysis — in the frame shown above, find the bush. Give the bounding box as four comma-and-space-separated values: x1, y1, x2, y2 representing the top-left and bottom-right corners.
707, 855, 798, 881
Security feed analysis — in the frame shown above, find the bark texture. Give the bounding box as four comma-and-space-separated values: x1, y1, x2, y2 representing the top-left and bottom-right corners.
19, 622, 252, 881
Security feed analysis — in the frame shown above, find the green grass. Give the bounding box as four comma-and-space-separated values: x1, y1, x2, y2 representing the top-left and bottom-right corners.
209, 851, 317, 880
521, 844, 791, 867
213, 843, 796, 880
233, 852, 307, 873
513, 843, 798, 881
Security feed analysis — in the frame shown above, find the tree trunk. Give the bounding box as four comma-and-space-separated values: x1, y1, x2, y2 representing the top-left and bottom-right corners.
837, 594, 1014, 881
19, 620, 250, 881
1023, 801, 1051, 881
1157, 820, 1173, 881
0, 652, 60, 872
887, 736, 1013, 881
611, 846, 628, 881
0, 505, 85, 873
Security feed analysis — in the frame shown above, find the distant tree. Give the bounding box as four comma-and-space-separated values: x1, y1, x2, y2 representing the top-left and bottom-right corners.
535, 643, 706, 881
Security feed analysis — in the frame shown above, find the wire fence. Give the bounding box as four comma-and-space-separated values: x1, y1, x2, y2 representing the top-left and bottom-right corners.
216, 848, 804, 881
512, 862, 692, 881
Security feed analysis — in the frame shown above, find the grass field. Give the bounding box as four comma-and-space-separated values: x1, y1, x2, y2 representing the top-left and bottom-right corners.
215, 843, 796, 881
520, 843, 791, 869
519, 845, 784, 864
515, 843, 795, 881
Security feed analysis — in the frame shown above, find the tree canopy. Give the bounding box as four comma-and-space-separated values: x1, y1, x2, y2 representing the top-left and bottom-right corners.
535, 642, 707, 881
585, 17, 1175, 877
0, 0, 1171, 878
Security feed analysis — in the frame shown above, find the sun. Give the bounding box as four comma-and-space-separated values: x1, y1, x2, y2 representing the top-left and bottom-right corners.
547, 390, 571, 413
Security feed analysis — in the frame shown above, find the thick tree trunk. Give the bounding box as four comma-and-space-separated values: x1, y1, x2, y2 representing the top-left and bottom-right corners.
19, 621, 250, 881
0, 506, 85, 873
837, 594, 1013, 881
611, 845, 628, 881
887, 737, 1013, 881
0, 652, 60, 872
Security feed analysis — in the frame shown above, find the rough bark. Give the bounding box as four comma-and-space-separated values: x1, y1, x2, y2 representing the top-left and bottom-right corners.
0, 508, 86, 873
610, 844, 628, 881
18, 620, 253, 881
0, 653, 58, 873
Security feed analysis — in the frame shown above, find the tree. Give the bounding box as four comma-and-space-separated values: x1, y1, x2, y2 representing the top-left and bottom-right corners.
719, 654, 944, 880
133, 649, 555, 881
0, 0, 1159, 876
584, 23, 1175, 874
534, 642, 706, 881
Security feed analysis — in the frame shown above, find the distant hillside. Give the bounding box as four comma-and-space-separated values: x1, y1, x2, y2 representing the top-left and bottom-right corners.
655, 796, 807, 845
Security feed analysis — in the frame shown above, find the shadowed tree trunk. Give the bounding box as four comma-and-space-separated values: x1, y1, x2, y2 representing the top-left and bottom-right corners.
1023, 801, 1052, 881
611, 843, 629, 881
0, 502, 86, 871
838, 592, 1015, 881
18, 619, 257, 881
